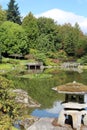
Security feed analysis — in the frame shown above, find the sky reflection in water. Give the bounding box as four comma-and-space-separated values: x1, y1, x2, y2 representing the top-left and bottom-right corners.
31, 101, 63, 118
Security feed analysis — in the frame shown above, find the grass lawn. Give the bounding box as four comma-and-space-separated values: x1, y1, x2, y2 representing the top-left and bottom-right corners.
20, 73, 52, 79
2, 57, 36, 65
0, 63, 13, 70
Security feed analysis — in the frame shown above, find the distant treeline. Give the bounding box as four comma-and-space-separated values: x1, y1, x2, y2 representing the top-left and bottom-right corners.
0, 0, 87, 61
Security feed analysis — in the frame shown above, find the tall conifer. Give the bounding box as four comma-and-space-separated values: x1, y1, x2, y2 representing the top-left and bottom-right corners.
7, 0, 21, 24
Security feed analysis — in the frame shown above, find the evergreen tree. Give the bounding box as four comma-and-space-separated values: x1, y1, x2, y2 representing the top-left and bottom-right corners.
7, 0, 21, 24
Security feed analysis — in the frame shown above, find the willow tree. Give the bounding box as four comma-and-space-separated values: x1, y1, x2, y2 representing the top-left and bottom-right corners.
7, 0, 21, 24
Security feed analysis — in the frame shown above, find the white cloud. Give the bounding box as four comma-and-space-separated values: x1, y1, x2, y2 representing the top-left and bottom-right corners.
36, 9, 87, 34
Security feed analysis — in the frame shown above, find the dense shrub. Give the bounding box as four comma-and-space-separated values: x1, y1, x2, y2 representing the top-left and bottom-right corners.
0, 76, 21, 129
78, 55, 87, 65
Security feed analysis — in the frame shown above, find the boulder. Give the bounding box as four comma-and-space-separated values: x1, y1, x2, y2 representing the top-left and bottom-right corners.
20, 116, 39, 129
13, 89, 41, 108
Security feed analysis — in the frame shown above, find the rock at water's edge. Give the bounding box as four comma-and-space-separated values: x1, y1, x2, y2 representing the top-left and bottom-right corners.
13, 89, 41, 108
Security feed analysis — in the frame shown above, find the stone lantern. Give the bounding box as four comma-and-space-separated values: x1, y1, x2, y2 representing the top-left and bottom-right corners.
52, 81, 87, 130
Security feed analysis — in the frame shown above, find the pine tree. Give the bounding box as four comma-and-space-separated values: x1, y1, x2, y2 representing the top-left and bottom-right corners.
7, 0, 21, 24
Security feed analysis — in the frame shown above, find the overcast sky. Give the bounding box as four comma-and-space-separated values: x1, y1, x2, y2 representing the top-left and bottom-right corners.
1, 0, 87, 33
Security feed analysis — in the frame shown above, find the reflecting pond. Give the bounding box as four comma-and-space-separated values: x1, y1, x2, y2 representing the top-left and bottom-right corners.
11, 68, 87, 108
31, 101, 63, 118
5, 68, 86, 130
7, 68, 87, 117
30, 68, 87, 118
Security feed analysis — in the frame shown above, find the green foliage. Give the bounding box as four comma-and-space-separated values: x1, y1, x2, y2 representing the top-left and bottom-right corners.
36, 34, 56, 52
0, 53, 2, 63
7, 0, 21, 24
20, 73, 52, 79
22, 12, 39, 48
0, 5, 87, 60
30, 48, 38, 55
0, 21, 28, 56
0, 76, 21, 129
46, 50, 67, 59
37, 17, 56, 34
23, 17, 87, 59
44, 58, 55, 66
34, 52, 46, 64
0, 6, 7, 62
0, 63, 13, 70
0, 6, 7, 26
22, 15, 62, 53
78, 55, 87, 64
30, 49, 46, 64
59, 24, 75, 56
0, 115, 12, 130
37, 17, 61, 52
57, 50, 68, 60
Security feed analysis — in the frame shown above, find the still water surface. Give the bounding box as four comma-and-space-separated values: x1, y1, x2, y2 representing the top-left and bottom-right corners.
31, 101, 63, 118
13, 69, 87, 129
25, 69, 87, 118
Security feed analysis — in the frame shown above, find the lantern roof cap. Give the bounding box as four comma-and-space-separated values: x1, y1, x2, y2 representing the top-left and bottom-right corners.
52, 81, 87, 94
